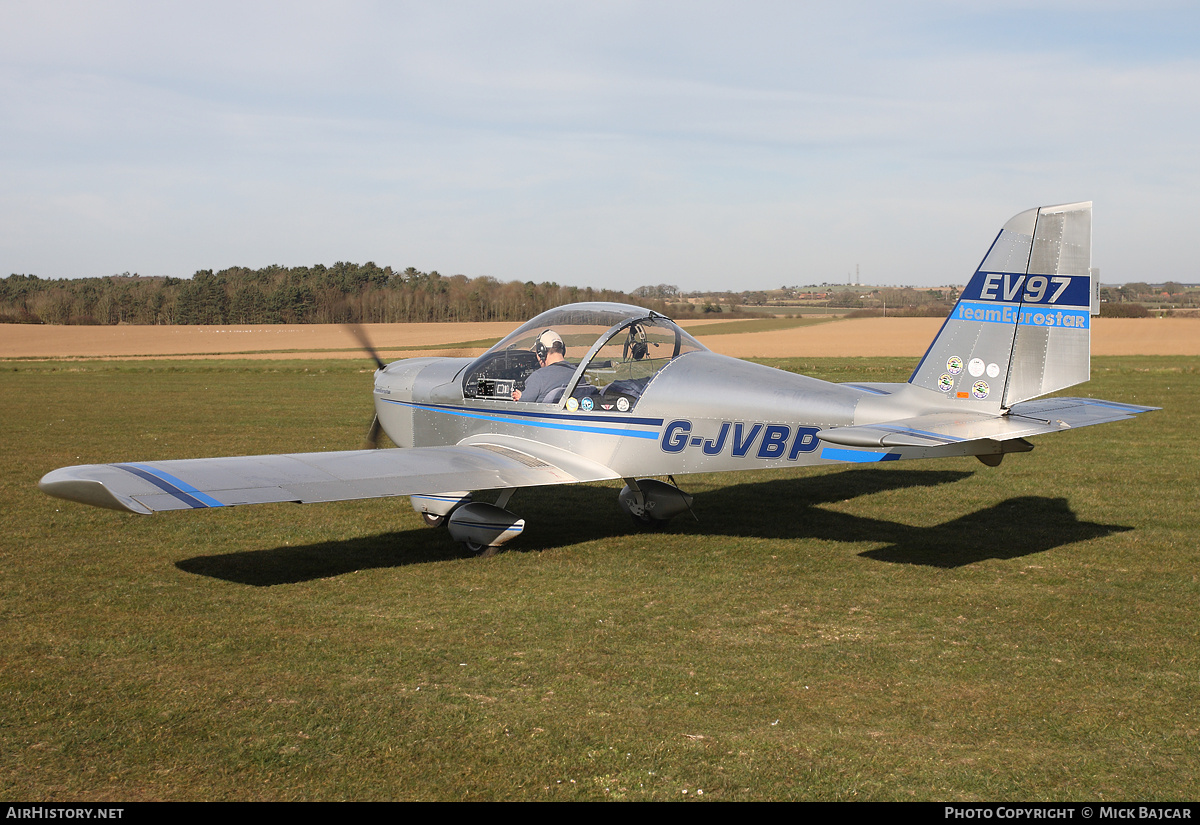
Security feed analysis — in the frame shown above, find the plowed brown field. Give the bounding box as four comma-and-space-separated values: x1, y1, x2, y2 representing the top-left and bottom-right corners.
1, 317, 1196, 360
696, 317, 1200, 358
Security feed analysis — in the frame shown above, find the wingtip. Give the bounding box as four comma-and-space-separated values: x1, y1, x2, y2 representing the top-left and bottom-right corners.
39, 467, 152, 514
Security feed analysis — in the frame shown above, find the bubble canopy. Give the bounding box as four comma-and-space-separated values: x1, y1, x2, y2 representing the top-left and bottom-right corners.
461, 302, 707, 409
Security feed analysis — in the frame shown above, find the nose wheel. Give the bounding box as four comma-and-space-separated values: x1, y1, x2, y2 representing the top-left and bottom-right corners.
445, 497, 524, 557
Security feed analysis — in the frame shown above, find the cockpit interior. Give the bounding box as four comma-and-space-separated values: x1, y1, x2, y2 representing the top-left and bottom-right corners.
461, 304, 707, 412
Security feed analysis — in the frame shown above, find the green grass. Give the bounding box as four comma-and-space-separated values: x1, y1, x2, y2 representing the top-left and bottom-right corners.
1, 357, 1195, 800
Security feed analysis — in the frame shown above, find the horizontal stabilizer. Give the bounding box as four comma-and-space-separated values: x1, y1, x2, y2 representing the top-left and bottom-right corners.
39, 442, 619, 515
818, 397, 1157, 449
1006, 397, 1160, 428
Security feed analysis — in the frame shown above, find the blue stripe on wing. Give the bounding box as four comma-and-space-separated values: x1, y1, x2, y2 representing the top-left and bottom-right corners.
115, 463, 225, 508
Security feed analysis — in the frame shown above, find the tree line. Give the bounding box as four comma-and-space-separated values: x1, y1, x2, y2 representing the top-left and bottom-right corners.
0, 264, 689, 325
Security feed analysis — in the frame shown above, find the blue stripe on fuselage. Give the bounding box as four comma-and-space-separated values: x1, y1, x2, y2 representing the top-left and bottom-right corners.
820, 448, 902, 463
384, 399, 662, 440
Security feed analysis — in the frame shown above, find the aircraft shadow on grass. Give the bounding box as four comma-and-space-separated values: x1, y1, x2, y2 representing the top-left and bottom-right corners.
175, 467, 1132, 586
694, 470, 1133, 568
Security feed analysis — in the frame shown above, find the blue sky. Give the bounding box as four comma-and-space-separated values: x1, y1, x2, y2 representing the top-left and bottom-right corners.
3, 1, 1198, 291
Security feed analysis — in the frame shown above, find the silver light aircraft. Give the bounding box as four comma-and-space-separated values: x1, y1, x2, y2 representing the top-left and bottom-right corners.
40, 202, 1156, 553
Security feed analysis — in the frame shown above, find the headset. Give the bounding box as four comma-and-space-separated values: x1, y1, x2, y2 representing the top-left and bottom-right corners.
533, 330, 564, 361
624, 323, 649, 361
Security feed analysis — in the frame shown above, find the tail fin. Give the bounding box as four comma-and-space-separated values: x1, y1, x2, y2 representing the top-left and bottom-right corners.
909, 202, 1095, 410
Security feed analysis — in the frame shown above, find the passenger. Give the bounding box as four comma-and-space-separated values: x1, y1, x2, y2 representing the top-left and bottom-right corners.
513, 330, 573, 403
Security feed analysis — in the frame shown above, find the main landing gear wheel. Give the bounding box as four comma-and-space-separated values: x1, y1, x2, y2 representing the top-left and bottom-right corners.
629, 513, 668, 531
422, 512, 447, 528
462, 539, 498, 557
619, 478, 693, 532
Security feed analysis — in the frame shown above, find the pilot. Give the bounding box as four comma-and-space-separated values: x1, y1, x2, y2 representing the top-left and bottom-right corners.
512, 330, 574, 403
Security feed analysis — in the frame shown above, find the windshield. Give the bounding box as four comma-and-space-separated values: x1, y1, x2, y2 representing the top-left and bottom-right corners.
461, 302, 706, 409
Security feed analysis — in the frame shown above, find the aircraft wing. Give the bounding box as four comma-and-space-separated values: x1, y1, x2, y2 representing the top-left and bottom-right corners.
817, 397, 1158, 449
39, 442, 619, 515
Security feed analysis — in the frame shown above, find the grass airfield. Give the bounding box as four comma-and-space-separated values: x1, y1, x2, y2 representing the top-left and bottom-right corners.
1, 354, 1196, 801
